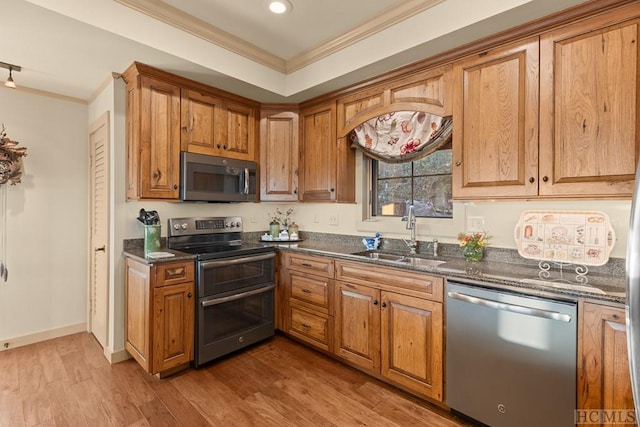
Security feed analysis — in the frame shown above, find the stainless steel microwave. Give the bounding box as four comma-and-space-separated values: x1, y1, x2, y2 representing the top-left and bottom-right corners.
180, 152, 257, 202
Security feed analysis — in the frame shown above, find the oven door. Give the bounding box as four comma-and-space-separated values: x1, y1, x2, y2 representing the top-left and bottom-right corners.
196, 252, 275, 298
196, 283, 275, 366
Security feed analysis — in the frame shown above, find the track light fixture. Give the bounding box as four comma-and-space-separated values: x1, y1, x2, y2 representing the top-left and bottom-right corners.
0, 62, 21, 89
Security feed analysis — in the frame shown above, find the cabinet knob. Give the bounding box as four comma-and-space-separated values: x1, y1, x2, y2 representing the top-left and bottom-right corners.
529, 177, 535, 183
223, 144, 228, 150
217, 144, 221, 149
455, 161, 462, 167
373, 299, 379, 306
381, 302, 387, 308
173, 184, 178, 190
542, 176, 549, 182
187, 292, 192, 298
330, 188, 335, 192
294, 188, 297, 194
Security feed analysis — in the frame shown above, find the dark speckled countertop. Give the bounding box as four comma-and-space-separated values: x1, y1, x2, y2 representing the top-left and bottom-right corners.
124, 233, 626, 305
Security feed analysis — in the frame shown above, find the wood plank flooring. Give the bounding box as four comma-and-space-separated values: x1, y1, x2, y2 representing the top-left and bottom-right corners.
0, 332, 474, 426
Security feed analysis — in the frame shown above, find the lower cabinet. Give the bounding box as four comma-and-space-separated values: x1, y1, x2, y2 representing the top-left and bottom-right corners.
578, 302, 634, 424
334, 261, 444, 402
125, 257, 195, 375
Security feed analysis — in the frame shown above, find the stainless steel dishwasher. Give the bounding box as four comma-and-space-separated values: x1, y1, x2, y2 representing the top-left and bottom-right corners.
446, 280, 577, 427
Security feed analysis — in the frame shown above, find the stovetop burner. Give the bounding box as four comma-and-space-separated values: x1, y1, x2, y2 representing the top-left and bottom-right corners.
166, 216, 272, 260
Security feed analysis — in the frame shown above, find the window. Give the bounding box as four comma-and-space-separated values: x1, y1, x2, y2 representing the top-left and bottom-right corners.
371, 148, 453, 218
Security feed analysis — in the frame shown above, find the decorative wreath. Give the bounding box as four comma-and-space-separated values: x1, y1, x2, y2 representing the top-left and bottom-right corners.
0, 125, 27, 185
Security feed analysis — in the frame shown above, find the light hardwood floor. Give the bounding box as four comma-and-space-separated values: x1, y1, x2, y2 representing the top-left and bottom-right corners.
0, 332, 474, 426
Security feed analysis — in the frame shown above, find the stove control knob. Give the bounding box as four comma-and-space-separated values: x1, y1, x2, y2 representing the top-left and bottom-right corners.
235, 221, 242, 227
181, 223, 188, 230
225, 222, 231, 228
173, 224, 180, 230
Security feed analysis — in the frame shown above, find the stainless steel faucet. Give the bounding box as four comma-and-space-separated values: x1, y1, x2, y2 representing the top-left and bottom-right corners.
401, 205, 417, 254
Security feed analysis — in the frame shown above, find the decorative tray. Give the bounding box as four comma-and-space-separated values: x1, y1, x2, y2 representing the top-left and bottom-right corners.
514, 210, 615, 266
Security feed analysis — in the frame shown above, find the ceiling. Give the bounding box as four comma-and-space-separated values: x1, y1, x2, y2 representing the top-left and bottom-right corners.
3, 0, 591, 103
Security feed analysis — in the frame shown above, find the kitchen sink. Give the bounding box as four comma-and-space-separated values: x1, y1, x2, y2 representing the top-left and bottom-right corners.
351, 251, 446, 267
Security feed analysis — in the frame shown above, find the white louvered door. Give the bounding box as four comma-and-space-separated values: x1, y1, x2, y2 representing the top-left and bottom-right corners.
89, 112, 110, 348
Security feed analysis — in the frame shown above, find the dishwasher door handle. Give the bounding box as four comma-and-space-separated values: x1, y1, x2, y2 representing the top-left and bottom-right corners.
447, 291, 572, 322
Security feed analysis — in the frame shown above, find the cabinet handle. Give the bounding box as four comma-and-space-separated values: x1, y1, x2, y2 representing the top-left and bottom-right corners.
529, 177, 535, 183
302, 323, 311, 329
153, 169, 162, 180
373, 299, 379, 306
381, 302, 387, 308
302, 289, 311, 294
187, 292, 192, 298
165, 267, 185, 279
455, 161, 461, 166
301, 263, 313, 268
542, 176, 549, 182
94, 246, 106, 252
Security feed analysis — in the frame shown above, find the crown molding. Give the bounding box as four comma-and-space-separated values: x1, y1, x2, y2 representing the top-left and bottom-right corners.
114, 0, 441, 75
286, 0, 444, 73
114, 0, 287, 72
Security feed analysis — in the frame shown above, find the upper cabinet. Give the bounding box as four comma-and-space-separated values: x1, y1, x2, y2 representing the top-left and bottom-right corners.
299, 101, 355, 203
539, 7, 640, 198
452, 37, 540, 200
336, 65, 452, 137
453, 4, 640, 200
124, 72, 181, 200
122, 62, 259, 200
260, 108, 299, 201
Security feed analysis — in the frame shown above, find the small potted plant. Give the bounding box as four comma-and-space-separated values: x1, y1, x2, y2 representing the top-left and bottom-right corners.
457, 231, 490, 262
269, 207, 294, 238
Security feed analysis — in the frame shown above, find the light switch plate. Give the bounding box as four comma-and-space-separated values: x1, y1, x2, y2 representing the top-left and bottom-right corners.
467, 216, 485, 231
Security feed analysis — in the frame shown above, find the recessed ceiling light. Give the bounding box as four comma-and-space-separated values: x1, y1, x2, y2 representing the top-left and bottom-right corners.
267, 0, 292, 14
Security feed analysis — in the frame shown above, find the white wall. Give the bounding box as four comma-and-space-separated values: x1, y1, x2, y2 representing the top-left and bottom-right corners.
0, 88, 88, 347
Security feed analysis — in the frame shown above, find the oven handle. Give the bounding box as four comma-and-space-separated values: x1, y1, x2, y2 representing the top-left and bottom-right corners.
201, 284, 275, 307
200, 252, 275, 268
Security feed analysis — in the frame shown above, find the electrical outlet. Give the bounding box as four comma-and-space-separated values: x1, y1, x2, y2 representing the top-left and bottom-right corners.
329, 214, 339, 226
313, 215, 320, 223
250, 215, 257, 223
468, 216, 485, 231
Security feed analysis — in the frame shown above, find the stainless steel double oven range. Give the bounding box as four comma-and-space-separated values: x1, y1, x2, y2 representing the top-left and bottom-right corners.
167, 216, 275, 367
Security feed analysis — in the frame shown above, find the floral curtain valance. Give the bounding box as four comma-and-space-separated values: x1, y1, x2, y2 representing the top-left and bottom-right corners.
349, 111, 452, 163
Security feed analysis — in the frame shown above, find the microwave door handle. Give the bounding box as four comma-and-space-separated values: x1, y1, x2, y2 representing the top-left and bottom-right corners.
243, 167, 249, 194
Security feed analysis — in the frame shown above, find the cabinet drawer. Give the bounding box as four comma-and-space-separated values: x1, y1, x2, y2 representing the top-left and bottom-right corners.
285, 253, 334, 278
290, 271, 330, 309
288, 305, 330, 351
155, 261, 195, 287
335, 261, 443, 302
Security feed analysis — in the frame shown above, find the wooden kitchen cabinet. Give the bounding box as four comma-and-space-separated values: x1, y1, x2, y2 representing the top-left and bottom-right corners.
539, 6, 640, 198
122, 66, 181, 200
299, 100, 355, 202
336, 65, 452, 137
578, 302, 634, 422
260, 108, 299, 201
334, 260, 444, 401
280, 252, 334, 352
452, 37, 539, 199
180, 89, 224, 157
125, 257, 195, 376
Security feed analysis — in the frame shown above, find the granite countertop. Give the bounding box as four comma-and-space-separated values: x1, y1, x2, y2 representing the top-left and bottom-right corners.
259, 240, 627, 305
123, 237, 626, 305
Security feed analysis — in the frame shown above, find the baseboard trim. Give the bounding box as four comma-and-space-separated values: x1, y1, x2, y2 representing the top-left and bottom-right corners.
0, 322, 87, 351
104, 347, 131, 364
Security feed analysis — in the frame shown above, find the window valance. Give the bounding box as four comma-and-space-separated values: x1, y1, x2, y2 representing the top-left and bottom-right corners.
349, 111, 452, 163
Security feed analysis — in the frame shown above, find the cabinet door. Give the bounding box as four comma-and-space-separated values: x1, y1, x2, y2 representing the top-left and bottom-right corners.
181, 89, 224, 156
452, 37, 539, 199
223, 101, 257, 161
540, 12, 640, 197
334, 281, 380, 372
579, 303, 634, 422
380, 292, 443, 401
299, 102, 338, 201
260, 110, 299, 201
124, 258, 151, 371
152, 282, 194, 374
139, 76, 181, 199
